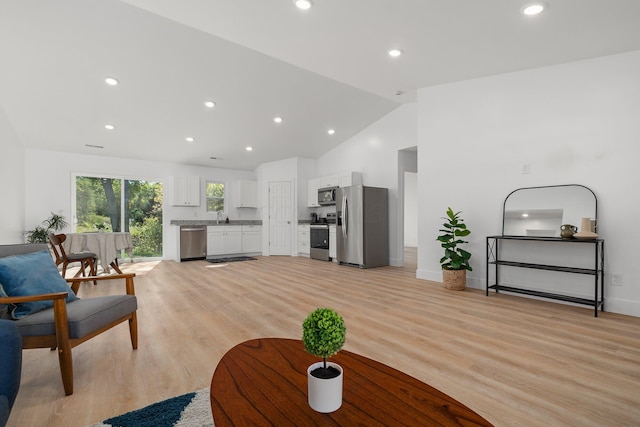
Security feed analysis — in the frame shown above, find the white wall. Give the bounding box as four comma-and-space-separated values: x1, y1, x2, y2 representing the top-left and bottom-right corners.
24, 149, 258, 260
317, 103, 418, 266
0, 105, 25, 244
417, 50, 640, 316
404, 172, 418, 247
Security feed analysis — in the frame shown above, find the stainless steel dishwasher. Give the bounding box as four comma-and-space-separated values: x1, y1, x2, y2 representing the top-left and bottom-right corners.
180, 225, 207, 261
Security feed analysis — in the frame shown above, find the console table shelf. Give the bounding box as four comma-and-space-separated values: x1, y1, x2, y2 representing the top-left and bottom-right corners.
489, 260, 596, 275
486, 235, 605, 317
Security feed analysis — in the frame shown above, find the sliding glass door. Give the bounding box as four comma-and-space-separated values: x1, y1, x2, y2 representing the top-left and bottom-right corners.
73, 175, 163, 258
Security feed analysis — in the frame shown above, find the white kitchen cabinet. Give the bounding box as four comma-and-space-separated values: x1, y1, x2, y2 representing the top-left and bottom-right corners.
237, 180, 258, 208
241, 225, 262, 253
329, 225, 336, 260
207, 226, 242, 256
172, 176, 200, 206
308, 172, 362, 207
337, 172, 362, 188
298, 224, 310, 256
317, 175, 338, 189
307, 179, 319, 208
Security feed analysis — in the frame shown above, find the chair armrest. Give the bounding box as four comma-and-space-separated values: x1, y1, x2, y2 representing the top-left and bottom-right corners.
65, 273, 136, 295
0, 293, 70, 332
0, 291, 68, 305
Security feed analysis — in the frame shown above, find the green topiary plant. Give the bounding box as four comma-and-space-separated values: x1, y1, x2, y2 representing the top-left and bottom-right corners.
436, 207, 472, 271
302, 308, 346, 378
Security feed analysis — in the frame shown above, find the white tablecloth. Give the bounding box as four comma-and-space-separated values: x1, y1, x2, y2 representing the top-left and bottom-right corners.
63, 232, 133, 273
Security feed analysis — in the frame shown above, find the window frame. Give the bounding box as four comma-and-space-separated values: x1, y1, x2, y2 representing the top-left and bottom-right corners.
206, 180, 226, 214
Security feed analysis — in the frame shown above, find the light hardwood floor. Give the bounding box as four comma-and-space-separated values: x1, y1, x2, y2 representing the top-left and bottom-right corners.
7, 252, 640, 427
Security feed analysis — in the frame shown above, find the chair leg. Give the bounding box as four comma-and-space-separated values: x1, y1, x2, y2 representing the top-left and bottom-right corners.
129, 312, 138, 350
53, 298, 74, 395
87, 258, 97, 286
58, 342, 74, 396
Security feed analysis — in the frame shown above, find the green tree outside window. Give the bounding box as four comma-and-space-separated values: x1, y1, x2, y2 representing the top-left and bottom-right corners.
206, 182, 225, 212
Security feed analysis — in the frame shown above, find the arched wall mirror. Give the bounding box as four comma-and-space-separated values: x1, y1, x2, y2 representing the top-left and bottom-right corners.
502, 184, 597, 237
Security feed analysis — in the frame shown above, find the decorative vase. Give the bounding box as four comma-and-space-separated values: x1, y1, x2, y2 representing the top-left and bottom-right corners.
560, 224, 577, 239
573, 218, 599, 240
307, 361, 343, 413
442, 269, 466, 291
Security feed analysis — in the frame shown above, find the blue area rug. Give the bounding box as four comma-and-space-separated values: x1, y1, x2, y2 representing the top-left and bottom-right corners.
90, 388, 213, 427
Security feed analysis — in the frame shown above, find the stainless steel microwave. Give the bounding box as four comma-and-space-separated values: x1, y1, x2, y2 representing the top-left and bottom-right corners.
318, 186, 338, 206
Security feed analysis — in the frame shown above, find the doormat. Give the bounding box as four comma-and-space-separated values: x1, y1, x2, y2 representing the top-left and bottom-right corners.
206, 256, 256, 264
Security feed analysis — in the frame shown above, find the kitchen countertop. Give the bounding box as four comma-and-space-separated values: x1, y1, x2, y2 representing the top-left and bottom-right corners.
170, 220, 262, 226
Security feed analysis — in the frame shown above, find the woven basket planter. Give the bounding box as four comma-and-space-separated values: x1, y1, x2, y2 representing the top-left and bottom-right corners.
443, 269, 466, 291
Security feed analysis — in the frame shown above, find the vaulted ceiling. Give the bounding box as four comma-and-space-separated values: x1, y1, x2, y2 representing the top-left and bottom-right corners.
1, 0, 639, 170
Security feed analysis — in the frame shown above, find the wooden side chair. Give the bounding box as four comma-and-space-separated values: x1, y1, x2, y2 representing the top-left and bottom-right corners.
49, 233, 97, 285
0, 243, 138, 396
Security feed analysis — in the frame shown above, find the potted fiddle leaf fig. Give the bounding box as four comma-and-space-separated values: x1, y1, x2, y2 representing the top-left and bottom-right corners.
302, 308, 346, 413
436, 207, 472, 290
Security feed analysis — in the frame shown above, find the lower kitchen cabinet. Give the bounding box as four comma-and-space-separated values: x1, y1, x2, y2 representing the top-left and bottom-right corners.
298, 224, 310, 256
329, 225, 336, 260
242, 225, 262, 253
207, 226, 242, 256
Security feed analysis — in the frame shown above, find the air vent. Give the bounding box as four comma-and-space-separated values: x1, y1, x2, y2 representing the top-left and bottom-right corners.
85, 144, 104, 149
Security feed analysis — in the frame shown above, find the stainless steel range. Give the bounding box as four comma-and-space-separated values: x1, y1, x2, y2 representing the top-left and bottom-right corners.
310, 224, 329, 261
309, 213, 336, 261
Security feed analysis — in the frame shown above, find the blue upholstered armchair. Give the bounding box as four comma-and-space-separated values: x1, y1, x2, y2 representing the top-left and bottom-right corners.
0, 319, 21, 427
0, 243, 138, 396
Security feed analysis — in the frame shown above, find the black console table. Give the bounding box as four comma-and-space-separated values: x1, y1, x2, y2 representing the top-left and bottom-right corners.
486, 235, 605, 317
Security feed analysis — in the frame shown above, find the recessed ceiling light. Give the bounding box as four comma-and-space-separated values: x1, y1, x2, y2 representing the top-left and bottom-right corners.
246, 146, 253, 152
204, 101, 216, 108
105, 77, 119, 86
388, 49, 403, 58
186, 137, 195, 142
327, 129, 335, 135
521, 2, 547, 16
522, 213, 529, 217
294, 0, 313, 10
104, 124, 115, 130
273, 117, 283, 124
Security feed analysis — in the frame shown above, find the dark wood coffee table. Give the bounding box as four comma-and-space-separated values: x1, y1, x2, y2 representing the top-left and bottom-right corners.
210, 338, 493, 426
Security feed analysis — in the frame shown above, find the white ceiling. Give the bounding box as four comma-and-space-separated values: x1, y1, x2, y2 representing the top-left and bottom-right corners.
2, 0, 640, 171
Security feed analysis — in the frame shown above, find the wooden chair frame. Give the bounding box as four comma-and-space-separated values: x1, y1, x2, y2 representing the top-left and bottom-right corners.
48, 233, 97, 285
0, 274, 137, 396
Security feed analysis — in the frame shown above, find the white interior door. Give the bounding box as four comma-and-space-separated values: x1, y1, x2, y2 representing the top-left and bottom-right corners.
269, 181, 292, 256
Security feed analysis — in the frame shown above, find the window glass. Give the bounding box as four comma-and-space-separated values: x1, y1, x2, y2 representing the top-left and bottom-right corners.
206, 182, 225, 212
74, 175, 163, 258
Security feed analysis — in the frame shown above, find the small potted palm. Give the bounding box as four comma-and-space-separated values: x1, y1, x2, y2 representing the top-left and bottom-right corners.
25, 213, 68, 243
436, 207, 472, 290
302, 308, 346, 413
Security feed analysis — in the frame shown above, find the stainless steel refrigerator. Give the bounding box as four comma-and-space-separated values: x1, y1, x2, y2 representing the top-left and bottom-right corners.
336, 185, 389, 268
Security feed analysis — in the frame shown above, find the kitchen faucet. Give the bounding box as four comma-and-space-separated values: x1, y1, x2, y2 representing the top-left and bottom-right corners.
217, 211, 222, 224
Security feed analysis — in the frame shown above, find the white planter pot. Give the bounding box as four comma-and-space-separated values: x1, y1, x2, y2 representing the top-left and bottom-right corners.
307, 361, 343, 413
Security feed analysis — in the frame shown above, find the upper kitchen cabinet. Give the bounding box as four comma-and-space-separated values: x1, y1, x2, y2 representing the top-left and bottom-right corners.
237, 180, 258, 208
172, 176, 200, 206
308, 178, 320, 208
307, 172, 363, 208
316, 175, 338, 189
338, 172, 362, 188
